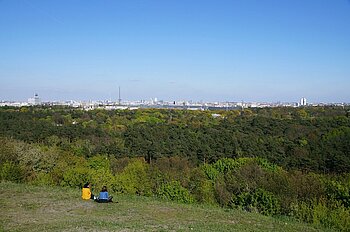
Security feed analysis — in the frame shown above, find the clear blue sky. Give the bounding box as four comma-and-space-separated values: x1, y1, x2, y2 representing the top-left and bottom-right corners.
1, 0, 349, 102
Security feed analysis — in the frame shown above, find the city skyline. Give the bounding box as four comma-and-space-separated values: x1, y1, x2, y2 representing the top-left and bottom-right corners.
1, 1, 350, 103
2, 92, 348, 107
4, 93, 348, 111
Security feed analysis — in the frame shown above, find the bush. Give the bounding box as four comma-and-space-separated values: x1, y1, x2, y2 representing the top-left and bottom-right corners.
291, 199, 350, 231
148, 165, 167, 193
260, 170, 294, 214
231, 188, 280, 216
88, 155, 110, 170
31, 172, 54, 186
61, 166, 92, 188
213, 158, 245, 173
90, 169, 116, 194
324, 179, 350, 208
153, 156, 193, 186
201, 164, 219, 181
0, 161, 24, 183
214, 175, 231, 207
114, 158, 152, 196
288, 171, 325, 201
157, 181, 195, 204
212, 157, 280, 175
188, 168, 216, 204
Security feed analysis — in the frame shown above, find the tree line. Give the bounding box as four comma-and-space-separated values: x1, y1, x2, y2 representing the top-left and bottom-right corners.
0, 106, 349, 173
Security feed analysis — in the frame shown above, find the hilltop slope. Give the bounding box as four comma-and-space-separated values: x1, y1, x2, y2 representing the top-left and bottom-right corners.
0, 182, 330, 232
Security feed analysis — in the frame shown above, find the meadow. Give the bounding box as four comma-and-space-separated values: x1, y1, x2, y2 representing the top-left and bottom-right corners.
0, 182, 328, 232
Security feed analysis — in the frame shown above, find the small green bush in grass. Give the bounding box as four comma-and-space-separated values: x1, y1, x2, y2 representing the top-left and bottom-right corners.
31, 172, 54, 186
157, 181, 195, 204
0, 161, 24, 183
188, 168, 216, 204
90, 169, 116, 193
114, 158, 152, 196
230, 188, 280, 216
291, 198, 350, 231
61, 166, 91, 188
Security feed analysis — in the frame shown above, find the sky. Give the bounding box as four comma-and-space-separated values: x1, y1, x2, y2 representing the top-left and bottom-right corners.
0, 0, 350, 103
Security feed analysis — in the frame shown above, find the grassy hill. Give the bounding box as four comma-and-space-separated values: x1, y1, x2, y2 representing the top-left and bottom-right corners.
0, 182, 331, 232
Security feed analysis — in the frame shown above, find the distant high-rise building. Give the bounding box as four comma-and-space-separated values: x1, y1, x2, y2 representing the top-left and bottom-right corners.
28, 93, 41, 105
300, 97, 307, 106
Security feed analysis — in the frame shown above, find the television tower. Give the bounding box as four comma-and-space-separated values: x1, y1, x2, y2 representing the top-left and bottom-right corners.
118, 86, 122, 105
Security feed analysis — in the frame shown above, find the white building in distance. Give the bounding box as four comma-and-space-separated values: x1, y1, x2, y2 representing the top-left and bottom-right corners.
300, 97, 307, 106
28, 93, 41, 105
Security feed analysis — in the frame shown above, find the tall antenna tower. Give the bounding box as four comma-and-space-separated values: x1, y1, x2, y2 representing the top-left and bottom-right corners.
118, 86, 122, 105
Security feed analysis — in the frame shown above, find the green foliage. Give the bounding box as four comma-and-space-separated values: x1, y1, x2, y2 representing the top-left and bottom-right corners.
294, 109, 308, 119
288, 172, 325, 201
0, 137, 17, 164
133, 115, 165, 124
214, 175, 231, 207
212, 157, 281, 175
114, 159, 152, 196
1, 106, 350, 173
153, 156, 193, 185
201, 163, 219, 181
213, 158, 244, 173
188, 168, 216, 204
31, 172, 55, 186
90, 169, 115, 193
231, 188, 280, 216
324, 179, 350, 208
255, 157, 282, 173
157, 181, 195, 204
61, 166, 91, 188
291, 199, 350, 231
259, 170, 293, 214
88, 155, 110, 170
0, 161, 24, 182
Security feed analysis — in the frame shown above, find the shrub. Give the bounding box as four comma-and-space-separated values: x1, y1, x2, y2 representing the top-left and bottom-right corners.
324, 179, 350, 208
201, 164, 219, 181
31, 172, 54, 186
214, 175, 231, 207
291, 199, 350, 231
260, 170, 294, 214
212, 157, 281, 175
88, 155, 110, 170
188, 168, 216, 204
153, 156, 193, 186
288, 171, 325, 201
148, 165, 167, 193
110, 157, 130, 175
90, 169, 116, 193
231, 188, 280, 216
114, 158, 152, 196
255, 157, 282, 173
213, 158, 244, 173
61, 166, 92, 188
0, 161, 24, 183
157, 181, 195, 204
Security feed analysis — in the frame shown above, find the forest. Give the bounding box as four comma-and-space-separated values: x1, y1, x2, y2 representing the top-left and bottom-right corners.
0, 106, 349, 231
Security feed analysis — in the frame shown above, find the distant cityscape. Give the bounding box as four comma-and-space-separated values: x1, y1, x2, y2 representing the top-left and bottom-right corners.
0, 93, 349, 111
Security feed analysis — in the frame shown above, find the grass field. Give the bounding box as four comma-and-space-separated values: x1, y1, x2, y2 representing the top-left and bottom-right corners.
0, 182, 332, 232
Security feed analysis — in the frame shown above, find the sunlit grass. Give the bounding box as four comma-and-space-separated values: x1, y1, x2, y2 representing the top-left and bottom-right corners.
0, 182, 332, 231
